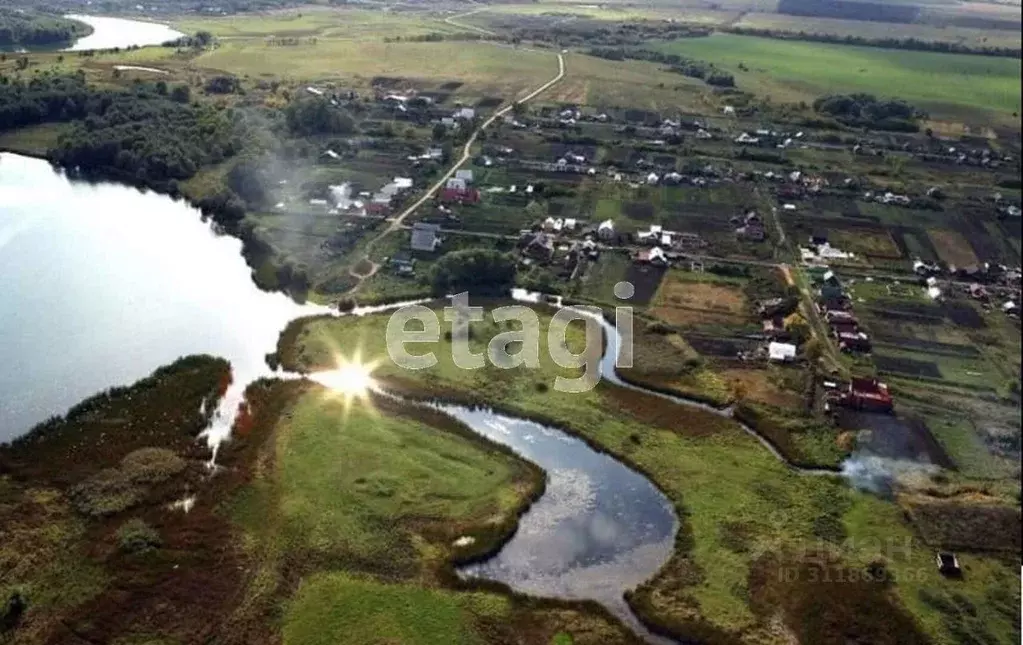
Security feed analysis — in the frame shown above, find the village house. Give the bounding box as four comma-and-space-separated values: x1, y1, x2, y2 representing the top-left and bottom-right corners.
520, 231, 555, 262
667, 232, 701, 251
735, 212, 765, 242
827, 378, 893, 413
757, 297, 789, 318
597, 219, 615, 241
836, 330, 872, 353
762, 316, 788, 338
634, 246, 668, 266
453, 107, 476, 120
824, 310, 857, 325
389, 253, 417, 276
410, 222, 442, 253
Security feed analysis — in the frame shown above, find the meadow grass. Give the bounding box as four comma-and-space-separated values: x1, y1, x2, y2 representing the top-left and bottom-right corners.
278, 307, 1020, 644
0, 123, 65, 156
648, 34, 1021, 119
242, 390, 531, 567
174, 7, 473, 40
283, 572, 498, 645
192, 39, 556, 97
232, 375, 640, 645
733, 12, 1023, 48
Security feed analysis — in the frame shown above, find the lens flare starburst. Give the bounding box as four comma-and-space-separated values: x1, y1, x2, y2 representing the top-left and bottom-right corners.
312, 352, 380, 415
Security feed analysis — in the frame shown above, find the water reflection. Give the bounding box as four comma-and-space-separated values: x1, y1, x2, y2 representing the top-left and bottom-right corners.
448, 407, 677, 643
64, 15, 184, 51
0, 153, 323, 440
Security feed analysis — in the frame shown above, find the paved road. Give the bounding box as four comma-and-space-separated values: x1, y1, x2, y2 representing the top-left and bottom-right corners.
347, 52, 566, 285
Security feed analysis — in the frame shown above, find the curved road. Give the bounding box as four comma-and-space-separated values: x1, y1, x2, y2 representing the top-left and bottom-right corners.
347, 51, 566, 287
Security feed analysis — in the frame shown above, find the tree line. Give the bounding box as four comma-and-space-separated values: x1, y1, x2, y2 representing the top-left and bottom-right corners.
724, 26, 1021, 59
813, 93, 925, 132
0, 9, 90, 47
587, 47, 735, 87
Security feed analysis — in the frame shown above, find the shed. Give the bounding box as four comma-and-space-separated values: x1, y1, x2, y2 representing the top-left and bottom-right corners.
768, 342, 797, 362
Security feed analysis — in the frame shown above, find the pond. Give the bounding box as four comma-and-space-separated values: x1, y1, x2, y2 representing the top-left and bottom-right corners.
64, 15, 184, 51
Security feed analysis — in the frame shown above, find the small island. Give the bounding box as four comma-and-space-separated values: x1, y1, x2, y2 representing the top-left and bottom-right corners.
0, 9, 91, 49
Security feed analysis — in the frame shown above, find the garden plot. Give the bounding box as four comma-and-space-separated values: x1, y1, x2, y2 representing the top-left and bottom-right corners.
928, 228, 980, 267
837, 411, 952, 466
904, 500, 1021, 552
685, 333, 759, 358
873, 354, 942, 379
623, 263, 668, 305
891, 227, 941, 263
874, 348, 997, 390
869, 332, 981, 358
647, 270, 752, 328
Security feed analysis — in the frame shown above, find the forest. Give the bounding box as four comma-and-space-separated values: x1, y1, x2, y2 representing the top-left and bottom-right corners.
0, 72, 242, 195
0, 9, 90, 48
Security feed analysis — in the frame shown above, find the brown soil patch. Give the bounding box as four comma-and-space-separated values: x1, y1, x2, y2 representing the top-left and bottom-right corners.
929, 229, 979, 268
902, 498, 1022, 552
649, 280, 749, 327
720, 368, 803, 409
598, 383, 733, 438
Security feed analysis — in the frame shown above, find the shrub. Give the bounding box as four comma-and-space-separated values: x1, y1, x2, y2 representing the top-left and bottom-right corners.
117, 518, 162, 554
70, 468, 144, 517
120, 447, 186, 484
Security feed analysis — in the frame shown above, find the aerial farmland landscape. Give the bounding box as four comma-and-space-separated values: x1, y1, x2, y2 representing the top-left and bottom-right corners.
0, 0, 1019, 643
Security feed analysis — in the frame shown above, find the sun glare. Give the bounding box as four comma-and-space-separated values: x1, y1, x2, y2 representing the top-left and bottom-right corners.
319, 360, 375, 396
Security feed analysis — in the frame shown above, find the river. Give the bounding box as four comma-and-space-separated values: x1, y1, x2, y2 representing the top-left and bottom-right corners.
0, 152, 680, 642
64, 15, 185, 51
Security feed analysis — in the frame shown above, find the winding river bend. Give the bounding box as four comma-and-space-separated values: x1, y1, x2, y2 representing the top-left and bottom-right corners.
0, 153, 833, 643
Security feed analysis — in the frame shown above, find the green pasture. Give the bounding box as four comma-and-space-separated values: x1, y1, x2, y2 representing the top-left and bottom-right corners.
649, 34, 1021, 120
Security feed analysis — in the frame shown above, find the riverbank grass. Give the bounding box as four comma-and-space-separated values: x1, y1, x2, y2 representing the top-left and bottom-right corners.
278, 305, 1020, 645
284, 572, 499, 645
232, 381, 640, 645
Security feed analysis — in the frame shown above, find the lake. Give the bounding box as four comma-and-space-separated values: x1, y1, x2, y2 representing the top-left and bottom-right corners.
65, 15, 185, 51
0, 153, 312, 440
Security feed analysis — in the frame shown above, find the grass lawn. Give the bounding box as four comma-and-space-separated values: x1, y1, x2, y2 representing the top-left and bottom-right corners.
648, 34, 1021, 121
277, 306, 1020, 645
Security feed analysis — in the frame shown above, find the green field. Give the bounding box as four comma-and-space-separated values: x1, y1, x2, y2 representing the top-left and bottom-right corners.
278, 306, 1021, 645
649, 34, 1022, 119
284, 573, 500, 645
733, 12, 1023, 48
193, 38, 556, 96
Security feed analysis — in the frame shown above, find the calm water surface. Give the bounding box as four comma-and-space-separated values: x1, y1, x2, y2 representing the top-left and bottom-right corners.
0, 153, 313, 440
65, 15, 184, 51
